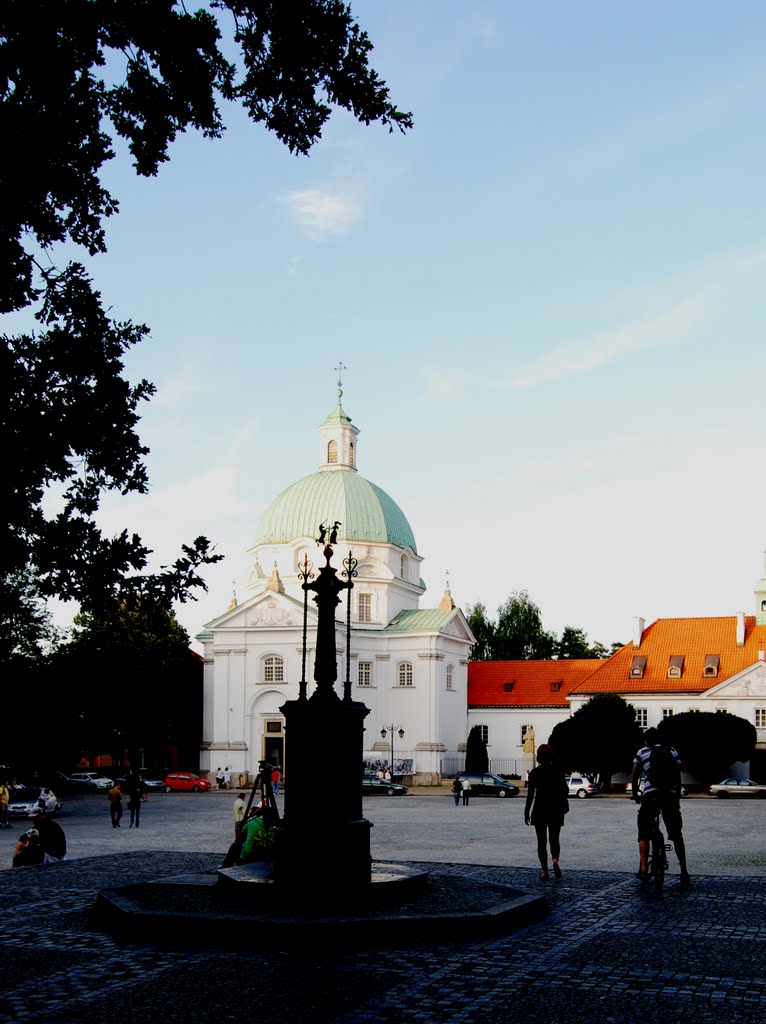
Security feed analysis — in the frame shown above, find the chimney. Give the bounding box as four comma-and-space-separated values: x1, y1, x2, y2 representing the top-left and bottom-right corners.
632, 616, 645, 647
736, 612, 746, 646
759, 650, 765, 662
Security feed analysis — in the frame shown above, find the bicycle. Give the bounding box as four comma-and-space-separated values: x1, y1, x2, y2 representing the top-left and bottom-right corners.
645, 807, 671, 895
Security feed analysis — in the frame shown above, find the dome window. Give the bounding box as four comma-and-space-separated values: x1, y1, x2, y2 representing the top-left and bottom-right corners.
327, 440, 338, 464
349, 441, 355, 467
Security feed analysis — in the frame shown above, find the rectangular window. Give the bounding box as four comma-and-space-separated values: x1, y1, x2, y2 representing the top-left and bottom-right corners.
635, 708, 648, 728
358, 593, 372, 622
662, 708, 674, 719
398, 662, 413, 686
358, 661, 372, 687
478, 725, 489, 744
755, 709, 766, 729
264, 656, 284, 682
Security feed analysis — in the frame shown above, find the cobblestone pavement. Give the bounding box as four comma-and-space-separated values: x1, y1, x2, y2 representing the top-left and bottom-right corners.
1, 795, 764, 1023
1, 854, 765, 1024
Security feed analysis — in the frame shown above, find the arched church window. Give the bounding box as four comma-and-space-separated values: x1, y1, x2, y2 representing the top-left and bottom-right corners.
264, 655, 284, 682
398, 662, 413, 686
400, 554, 408, 579
327, 440, 338, 464
349, 442, 355, 466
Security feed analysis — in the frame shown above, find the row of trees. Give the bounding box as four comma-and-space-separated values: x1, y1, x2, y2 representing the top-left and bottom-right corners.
549, 694, 757, 788
466, 591, 622, 662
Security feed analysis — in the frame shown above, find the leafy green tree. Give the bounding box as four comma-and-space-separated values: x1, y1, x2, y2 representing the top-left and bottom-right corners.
556, 626, 592, 659
51, 598, 202, 769
549, 693, 643, 788
0, 569, 58, 662
465, 601, 494, 661
494, 590, 556, 660
465, 725, 489, 774
657, 711, 757, 787
1, 1, 411, 644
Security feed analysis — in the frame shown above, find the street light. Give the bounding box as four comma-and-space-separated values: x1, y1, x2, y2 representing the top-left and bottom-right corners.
380, 724, 405, 776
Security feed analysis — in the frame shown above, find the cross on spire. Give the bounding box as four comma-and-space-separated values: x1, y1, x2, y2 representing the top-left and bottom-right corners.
335, 361, 347, 392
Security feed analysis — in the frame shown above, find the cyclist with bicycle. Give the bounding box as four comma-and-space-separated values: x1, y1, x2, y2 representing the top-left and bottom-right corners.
631, 728, 691, 891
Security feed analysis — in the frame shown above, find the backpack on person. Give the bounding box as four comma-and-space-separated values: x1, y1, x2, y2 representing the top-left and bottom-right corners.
645, 744, 678, 792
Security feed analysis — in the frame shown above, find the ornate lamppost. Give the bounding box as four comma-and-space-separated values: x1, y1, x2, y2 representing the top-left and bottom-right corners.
380, 724, 404, 776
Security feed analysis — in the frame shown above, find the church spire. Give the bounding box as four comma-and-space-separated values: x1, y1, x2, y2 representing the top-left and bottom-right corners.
318, 363, 359, 471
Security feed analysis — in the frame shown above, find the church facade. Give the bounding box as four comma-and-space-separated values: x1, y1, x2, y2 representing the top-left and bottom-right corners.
197, 390, 474, 785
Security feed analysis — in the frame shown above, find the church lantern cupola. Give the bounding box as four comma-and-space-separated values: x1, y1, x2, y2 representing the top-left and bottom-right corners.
319, 366, 359, 472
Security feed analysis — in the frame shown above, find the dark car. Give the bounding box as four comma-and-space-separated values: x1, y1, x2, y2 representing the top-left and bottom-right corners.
456, 772, 519, 797
362, 776, 408, 796
115, 774, 165, 791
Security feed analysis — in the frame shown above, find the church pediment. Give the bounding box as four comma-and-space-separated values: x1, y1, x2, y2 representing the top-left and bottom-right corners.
703, 661, 766, 699
205, 591, 309, 631
443, 614, 474, 642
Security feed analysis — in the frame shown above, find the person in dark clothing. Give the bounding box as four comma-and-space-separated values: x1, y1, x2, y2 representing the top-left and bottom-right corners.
32, 811, 67, 862
524, 743, 569, 880
124, 772, 146, 828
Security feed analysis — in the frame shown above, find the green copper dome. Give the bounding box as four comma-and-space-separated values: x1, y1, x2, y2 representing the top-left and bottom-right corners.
254, 468, 418, 553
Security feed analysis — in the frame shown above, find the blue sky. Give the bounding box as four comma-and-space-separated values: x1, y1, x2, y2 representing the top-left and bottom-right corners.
42, 1, 766, 648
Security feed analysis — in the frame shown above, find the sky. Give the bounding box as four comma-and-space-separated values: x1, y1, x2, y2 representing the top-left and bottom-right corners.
38, 1, 766, 650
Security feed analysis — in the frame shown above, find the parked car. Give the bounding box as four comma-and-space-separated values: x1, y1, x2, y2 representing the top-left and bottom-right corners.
67, 771, 114, 790
115, 774, 165, 791
163, 772, 211, 792
625, 781, 688, 798
7, 786, 62, 818
456, 772, 520, 797
565, 775, 597, 798
362, 776, 408, 796
709, 778, 766, 798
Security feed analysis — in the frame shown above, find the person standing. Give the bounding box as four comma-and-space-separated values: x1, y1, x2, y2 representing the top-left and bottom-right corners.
451, 776, 462, 807
108, 782, 123, 828
223, 767, 232, 790
270, 765, 281, 797
524, 744, 569, 880
0, 778, 10, 828
461, 777, 471, 806
215, 767, 225, 790
124, 772, 146, 828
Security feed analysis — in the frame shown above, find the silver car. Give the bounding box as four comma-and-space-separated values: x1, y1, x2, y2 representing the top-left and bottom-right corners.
709, 778, 766, 798
8, 787, 62, 818
69, 772, 114, 790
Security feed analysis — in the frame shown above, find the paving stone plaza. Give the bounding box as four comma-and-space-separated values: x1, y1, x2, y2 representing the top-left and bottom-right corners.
1, 791, 764, 1023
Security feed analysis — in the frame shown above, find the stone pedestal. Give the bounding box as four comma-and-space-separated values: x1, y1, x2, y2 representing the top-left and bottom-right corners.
273, 689, 372, 896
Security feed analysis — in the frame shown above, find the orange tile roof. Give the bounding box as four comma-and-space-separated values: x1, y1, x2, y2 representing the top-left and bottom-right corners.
468, 660, 605, 707
572, 616, 766, 694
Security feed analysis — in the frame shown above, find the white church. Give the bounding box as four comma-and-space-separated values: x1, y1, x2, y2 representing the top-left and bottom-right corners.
197, 388, 766, 786
197, 388, 475, 785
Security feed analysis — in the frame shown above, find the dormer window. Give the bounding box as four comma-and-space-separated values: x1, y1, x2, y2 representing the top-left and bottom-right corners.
550, 680, 562, 692
703, 655, 720, 678
630, 656, 647, 679
327, 440, 338, 464
503, 681, 515, 693
668, 655, 684, 679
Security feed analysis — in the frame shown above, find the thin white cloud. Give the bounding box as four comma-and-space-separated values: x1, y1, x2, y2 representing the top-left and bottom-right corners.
282, 188, 361, 235
497, 244, 766, 391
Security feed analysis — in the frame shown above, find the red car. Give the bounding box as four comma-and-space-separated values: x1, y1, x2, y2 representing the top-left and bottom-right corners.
163, 772, 211, 792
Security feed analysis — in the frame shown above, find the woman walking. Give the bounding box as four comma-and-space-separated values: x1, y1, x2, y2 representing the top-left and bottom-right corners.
524, 744, 569, 880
